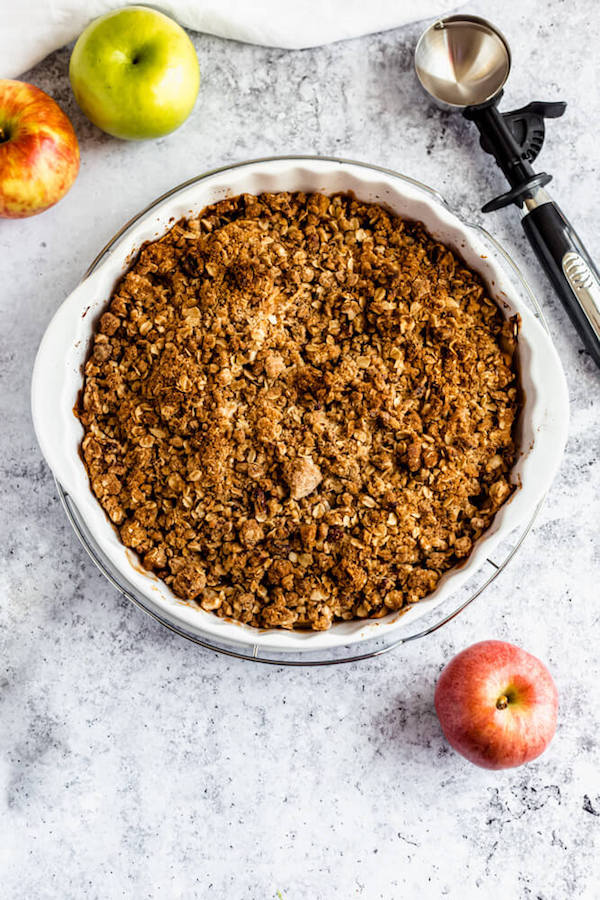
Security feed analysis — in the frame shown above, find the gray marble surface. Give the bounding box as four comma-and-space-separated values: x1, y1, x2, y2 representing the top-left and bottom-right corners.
1, 2, 599, 897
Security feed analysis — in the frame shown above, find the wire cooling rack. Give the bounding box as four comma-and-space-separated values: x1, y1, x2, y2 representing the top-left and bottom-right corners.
56, 156, 552, 666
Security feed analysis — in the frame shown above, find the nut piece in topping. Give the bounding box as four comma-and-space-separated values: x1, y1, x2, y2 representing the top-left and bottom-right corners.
283, 456, 323, 501
407, 439, 422, 472
171, 563, 206, 600
239, 518, 264, 547
264, 352, 285, 378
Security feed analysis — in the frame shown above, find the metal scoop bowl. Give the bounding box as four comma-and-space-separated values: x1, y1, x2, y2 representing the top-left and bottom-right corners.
415, 15, 511, 109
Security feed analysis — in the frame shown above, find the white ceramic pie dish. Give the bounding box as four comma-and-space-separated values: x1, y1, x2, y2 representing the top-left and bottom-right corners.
32, 157, 569, 652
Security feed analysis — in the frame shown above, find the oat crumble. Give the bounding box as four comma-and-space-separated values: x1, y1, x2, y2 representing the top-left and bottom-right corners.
77, 191, 519, 630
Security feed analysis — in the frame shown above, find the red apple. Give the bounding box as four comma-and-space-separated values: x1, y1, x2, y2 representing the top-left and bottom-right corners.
0, 80, 80, 218
434, 640, 558, 770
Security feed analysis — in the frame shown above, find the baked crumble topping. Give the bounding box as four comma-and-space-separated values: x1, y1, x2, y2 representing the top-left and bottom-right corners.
77, 191, 519, 630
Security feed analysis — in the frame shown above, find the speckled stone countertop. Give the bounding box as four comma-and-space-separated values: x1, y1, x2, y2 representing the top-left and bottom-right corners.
1, 1, 599, 897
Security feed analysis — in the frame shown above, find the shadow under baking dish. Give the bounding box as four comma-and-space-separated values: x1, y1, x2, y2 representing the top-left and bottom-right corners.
31, 156, 570, 660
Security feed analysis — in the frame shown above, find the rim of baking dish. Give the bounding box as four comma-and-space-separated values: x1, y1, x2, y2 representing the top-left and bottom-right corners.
31, 156, 570, 652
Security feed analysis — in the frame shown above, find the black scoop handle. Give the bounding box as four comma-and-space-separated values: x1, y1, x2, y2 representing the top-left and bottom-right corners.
522, 200, 600, 367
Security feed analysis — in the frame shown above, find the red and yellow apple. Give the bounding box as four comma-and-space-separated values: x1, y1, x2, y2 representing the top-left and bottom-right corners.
69, 7, 200, 141
435, 640, 558, 769
0, 80, 79, 218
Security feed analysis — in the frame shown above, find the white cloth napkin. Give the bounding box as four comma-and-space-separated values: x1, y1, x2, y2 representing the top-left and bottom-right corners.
3, 0, 453, 79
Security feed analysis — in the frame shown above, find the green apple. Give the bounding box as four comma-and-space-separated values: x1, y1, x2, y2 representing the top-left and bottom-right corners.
69, 6, 200, 140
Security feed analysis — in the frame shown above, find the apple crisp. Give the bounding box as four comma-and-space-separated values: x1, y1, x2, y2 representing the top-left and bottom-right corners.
77, 191, 519, 630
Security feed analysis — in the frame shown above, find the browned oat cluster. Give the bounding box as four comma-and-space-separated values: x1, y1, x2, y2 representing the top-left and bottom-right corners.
77, 191, 519, 631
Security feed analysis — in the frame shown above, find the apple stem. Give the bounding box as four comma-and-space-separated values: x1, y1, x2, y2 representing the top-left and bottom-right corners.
0, 125, 8, 143
496, 695, 509, 710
